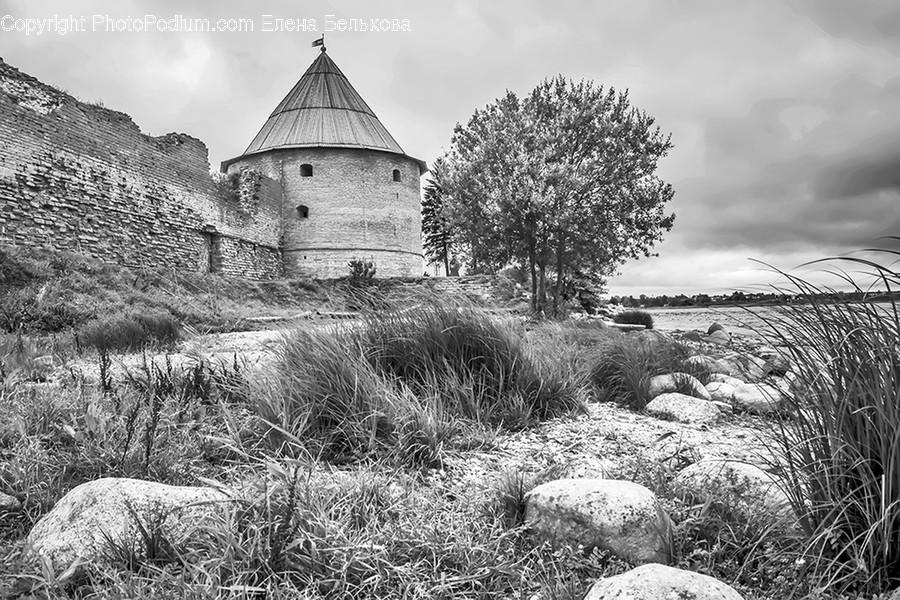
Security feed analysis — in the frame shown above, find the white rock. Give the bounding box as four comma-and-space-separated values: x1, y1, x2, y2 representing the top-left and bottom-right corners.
0, 491, 21, 510
33, 355, 54, 369
757, 345, 777, 357
707, 330, 731, 346
718, 353, 768, 381
674, 460, 792, 520
769, 377, 794, 400
586, 564, 745, 600
24, 478, 230, 581
648, 372, 711, 401
705, 381, 736, 403
707, 323, 726, 335
711, 400, 733, 414
764, 353, 792, 376
685, 354, 718, 372
732, 383, 782, 414
525, 479, 672, 564
708, 373, 745, 387
646, 393, 721, 424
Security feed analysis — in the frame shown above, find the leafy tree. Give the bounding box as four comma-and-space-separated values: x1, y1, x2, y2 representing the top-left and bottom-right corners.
439, 76, 675, 314
420, 158, 454, 274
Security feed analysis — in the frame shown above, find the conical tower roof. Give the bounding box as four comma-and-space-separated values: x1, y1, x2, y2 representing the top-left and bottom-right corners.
225, 50, 424, 171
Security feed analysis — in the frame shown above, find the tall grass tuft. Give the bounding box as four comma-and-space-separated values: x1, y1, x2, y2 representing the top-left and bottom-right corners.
758, 245, 900, 595
77, 310, 180, 352
255, 297, 583, 461
589, 332, 694, 409
257, 329, 402, 461
358, 299, 579, 422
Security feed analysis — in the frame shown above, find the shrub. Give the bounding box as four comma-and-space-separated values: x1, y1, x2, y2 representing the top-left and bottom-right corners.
254, 297, 584, 461
589, 333, 692, 409
0, 248, 37, 291
0, 286, 83, 333
612, 310, 654, 329
77, 310, 180, 352
758, 250, 900, 595
0, 332, 55, 383
212, 170, 240, 203
357, 299, 581, 424
566, 272, 607, 315
257, 329, 404, 460
348, 259, 376, 286
344, 260, 383, 311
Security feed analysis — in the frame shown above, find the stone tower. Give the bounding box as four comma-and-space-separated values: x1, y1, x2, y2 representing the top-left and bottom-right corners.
222, 48, 426, 278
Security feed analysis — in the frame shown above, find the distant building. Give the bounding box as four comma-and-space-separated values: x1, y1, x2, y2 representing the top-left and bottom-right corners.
222, 48, 427, 278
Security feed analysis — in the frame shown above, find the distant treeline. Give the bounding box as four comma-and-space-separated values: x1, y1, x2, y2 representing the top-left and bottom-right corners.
611, 289, 900, 308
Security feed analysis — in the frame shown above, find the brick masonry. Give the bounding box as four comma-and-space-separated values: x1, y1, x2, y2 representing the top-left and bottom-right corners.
0, 57, 426, 281
0, 58, 284, 279
226, 147, 424, 278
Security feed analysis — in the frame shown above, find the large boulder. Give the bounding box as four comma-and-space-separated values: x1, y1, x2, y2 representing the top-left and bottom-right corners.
586, 564, 744, 600
707, 330, 731, 346
0, 491, 21, 511
717, 353, 768, 382
758, 347, 792, 376
525, 479, 672, 564
648, 373, 711, 401
708, 373, 745, 387
684, 354, 719, 374
646, 393, 721, 425
732, 382, 783, 414
705, 381, 736, 403
673, 460, 792, 521
707, 323, 725, 335
23, 478, 230, 581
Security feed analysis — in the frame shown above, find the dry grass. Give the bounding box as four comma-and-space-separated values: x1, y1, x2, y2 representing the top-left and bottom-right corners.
756, 246, 900, 596
6, 248, 900, 599
253, 297, 586, 464
0, 245, 331, 337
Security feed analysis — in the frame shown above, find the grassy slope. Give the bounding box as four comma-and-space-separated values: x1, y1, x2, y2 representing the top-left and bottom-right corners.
0, 246, 334, 337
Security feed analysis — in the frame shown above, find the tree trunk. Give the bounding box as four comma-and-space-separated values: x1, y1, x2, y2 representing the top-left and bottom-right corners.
553, 237, 566, 316
538, 263, 547, 317
529, 243, 538, 313
442, 240, 449, 275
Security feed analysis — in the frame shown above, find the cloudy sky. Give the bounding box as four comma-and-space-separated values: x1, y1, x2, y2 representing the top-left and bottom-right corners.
2, 0, 898, 296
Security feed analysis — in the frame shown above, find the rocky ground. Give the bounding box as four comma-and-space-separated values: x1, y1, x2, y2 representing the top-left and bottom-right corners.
4, 316, 811, 599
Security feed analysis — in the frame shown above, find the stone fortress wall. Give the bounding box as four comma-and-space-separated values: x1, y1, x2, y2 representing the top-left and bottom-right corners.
0, 58, 284, 279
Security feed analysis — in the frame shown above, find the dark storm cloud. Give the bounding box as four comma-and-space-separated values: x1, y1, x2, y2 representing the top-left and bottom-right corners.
787, 0, 900, 55
673, 74, 900, 253
819, 153, 900, 199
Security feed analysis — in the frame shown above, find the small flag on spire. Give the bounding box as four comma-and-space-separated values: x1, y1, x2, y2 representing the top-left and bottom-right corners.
312, 36, 324, 48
